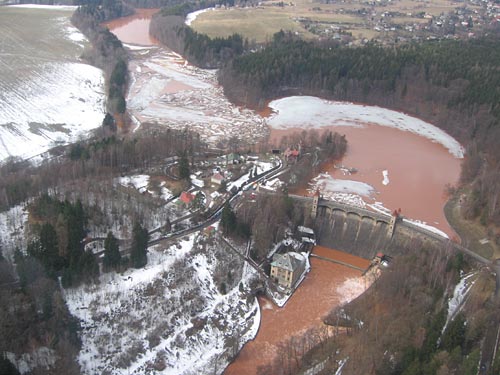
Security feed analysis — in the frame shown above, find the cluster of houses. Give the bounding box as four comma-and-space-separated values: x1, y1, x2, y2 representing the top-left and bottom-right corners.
175, 152, 263, 211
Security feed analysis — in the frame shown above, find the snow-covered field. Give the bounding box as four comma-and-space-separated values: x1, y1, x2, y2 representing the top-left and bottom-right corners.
0, 7, 105, 162
65, 233, 260, 375
126, 48, 268, 147
268, 96, 464, 158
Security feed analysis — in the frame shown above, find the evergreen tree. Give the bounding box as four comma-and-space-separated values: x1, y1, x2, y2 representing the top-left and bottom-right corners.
178, 152, 191, 181
0, 357, 20, 375
221, 202, 237, 235
27, 223, 64, 277
130, 222, 148, 268
64, 199, 86, 264
441, 313, 466, 352
102, 113, 117, 133
103, 231, 121, 270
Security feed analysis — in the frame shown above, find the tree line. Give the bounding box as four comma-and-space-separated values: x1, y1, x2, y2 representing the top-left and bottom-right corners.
71, 0, 132, 115
0, 125, 204, 212
150, 2, 246, 68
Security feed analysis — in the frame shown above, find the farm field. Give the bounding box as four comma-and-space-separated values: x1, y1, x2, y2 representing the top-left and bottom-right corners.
0, 6, 105, 161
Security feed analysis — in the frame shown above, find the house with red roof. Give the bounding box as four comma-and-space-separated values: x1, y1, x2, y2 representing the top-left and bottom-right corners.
179, 191, 195, 207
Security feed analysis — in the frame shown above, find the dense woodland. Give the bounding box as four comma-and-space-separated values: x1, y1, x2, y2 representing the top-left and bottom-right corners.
150, 2, 246, 68
218, 32, 500, 227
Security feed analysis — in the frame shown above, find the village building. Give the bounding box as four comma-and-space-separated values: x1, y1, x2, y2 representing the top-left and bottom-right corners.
226, 153, 243, 165
270, 252, 307, 290
211, 173, 225, 186
178, 191, 195, 207
283, 148, 300, 163
203, 225, 216, 238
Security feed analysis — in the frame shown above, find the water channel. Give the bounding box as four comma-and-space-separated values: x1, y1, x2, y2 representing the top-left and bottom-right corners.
105, 10, 463, 374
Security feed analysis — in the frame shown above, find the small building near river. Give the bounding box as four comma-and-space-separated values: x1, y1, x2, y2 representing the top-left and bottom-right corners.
270, 252, 307, 290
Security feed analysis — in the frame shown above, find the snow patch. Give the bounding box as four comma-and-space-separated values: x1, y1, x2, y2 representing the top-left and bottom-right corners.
117, 174, 150, 193
444, 272, 476, 331
64, 234, 260, 375
0, 204, 29, 264
5, 347, 57, 375
185, 8, 215, 26
403, 218, 449, 239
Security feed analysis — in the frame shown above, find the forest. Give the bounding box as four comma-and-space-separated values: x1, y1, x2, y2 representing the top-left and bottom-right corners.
150, 2, 246, 68
218, 31, 500, 227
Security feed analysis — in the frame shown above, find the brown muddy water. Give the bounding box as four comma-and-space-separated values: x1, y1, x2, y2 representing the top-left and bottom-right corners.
271, 124, 461, 239
225, 248, 370, 375
104, 9, 159, 46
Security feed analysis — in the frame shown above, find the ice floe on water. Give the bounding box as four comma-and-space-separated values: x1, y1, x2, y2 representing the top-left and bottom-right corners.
267, 96, 464, 158
382, 170, 389, 186
126, 49, 268, 146
309, 173, 375, 198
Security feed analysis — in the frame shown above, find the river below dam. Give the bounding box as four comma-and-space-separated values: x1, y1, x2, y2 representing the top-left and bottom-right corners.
105, 9, 463, 374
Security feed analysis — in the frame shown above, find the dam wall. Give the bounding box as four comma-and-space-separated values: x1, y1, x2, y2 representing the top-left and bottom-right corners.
314, 205, 446, 259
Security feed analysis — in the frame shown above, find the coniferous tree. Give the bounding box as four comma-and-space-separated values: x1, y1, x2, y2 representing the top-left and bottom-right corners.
103, 231, 121, 270
27, 223, 64, 277
178, 152, 191, 181
221, 202, 237, 235
0, 357, 20, 375
130, 222, 148, 268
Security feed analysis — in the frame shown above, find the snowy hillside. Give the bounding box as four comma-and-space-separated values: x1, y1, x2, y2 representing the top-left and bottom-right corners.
65, 233, 260, 375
